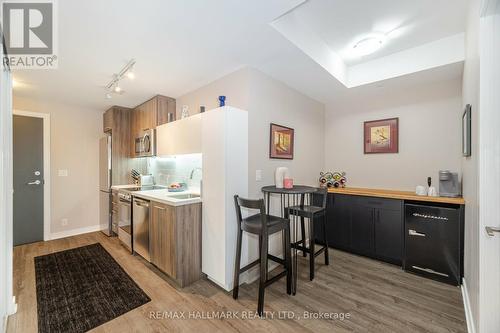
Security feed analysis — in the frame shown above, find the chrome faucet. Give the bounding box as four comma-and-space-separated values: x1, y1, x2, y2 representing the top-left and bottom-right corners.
190, 167, 202, 179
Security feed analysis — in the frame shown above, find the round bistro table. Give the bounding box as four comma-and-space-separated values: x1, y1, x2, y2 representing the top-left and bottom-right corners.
261, 185, 318, 295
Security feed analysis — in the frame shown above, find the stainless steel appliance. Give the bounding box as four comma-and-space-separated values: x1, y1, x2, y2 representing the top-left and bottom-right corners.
99, 135, 113, 236
133, 197, 150, 261
134, 129, 156, 157
404, 203, 462, 285
117, 190, 132, 251
439, 170, 461, 198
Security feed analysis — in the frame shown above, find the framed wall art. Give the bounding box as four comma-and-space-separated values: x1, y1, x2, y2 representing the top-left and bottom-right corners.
269, 123, 294, 159
364, 118, 399, 154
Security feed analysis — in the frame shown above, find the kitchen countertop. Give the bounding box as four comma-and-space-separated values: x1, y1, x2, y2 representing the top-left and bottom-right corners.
133, 189, 202, 207
111, 184, 140, 190
328, 187, 465, 205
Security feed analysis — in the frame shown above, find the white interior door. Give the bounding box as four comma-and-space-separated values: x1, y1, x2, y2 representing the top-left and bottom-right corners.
479, 10, 500, 333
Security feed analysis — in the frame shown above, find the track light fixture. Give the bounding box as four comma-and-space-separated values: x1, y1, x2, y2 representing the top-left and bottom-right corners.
104, 59, 135, 99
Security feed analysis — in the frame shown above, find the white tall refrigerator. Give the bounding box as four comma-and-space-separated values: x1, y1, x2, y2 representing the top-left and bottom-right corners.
99, 135, 113, 236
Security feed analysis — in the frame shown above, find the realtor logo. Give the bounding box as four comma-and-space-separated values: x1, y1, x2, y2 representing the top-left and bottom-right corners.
1, 0, 58, 69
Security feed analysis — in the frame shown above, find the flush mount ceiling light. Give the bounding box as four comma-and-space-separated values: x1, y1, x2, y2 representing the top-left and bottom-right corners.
104, 59, 136, 99
352, 34, 387, 56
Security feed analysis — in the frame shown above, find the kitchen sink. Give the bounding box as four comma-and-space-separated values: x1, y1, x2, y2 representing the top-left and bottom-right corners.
168, 193, 200, 200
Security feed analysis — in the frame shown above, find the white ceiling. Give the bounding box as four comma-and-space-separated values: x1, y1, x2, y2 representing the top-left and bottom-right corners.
295, 0, 468, 65
11, 0, 466, 112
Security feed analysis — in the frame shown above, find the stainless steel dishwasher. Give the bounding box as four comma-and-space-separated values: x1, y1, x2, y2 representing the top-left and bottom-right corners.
132, 197, 150, 261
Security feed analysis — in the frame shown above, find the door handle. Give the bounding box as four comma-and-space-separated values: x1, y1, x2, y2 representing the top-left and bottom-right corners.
485, 226, 500, 236
408, 229, 426, 237
27, 180, 41, 185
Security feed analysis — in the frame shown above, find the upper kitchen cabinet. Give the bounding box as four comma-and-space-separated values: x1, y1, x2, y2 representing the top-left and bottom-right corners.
156, 113, 202, 156
131, 95, 176, 132
102, 106, 133, 185
130, 95, 176, 157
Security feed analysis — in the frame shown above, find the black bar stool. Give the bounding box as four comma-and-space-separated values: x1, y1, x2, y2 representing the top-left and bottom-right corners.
233, 195, 292, 316
286, 188, 329, 281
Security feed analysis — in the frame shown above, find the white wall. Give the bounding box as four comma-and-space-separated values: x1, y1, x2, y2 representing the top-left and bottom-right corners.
462, 0, 480, 331
177, 67, 325, 197
177, 67, 325, 282
176, 68, 251, 119
324, 79, 463, 191
13, 96, 102, 237
1, 58, 15, 331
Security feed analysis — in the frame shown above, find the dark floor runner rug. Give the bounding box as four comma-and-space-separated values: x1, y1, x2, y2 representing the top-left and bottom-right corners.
34, 243, 151, 333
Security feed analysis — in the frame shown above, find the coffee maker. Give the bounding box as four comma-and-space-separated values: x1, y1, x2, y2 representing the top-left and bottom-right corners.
439, 170, 461, 197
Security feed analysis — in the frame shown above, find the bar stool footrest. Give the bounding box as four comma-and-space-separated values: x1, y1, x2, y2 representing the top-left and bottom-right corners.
264, 270, 288, 288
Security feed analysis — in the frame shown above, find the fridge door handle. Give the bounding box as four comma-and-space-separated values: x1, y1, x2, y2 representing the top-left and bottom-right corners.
485, 226, 500, 236
408, 229, 426, 237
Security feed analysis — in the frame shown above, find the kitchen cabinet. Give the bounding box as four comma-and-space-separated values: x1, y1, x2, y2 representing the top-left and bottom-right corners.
156, 113, 202, 156
314, 193, 351, 250
130, 95, 176, 157
315, 188, 464, 285
102, 106, 133, 185
103, 109, 113, 132
150, 202, 176, 277
315, 193, 403, 265
111, 190, 119, 234
374, 206, 403, 262
351, 198, 375, 256
149, 200, 202, 287
351, 196, 403, 264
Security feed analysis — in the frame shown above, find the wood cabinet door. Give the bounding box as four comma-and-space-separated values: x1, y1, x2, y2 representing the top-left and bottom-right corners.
156, 96, 176, 126
351, 198, 375, 256
103, 109, 113, 132
150, 202, 176, 277
140, 98, 157, 131
374, 207, 403, 263
130, 107, 141, 157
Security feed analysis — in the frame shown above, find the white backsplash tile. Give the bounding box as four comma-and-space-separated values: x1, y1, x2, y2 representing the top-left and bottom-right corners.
146, 153, 202, 190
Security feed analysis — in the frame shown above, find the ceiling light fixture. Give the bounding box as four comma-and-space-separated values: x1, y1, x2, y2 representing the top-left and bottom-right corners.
352, 34, 386, 56
104, 59, 135, 99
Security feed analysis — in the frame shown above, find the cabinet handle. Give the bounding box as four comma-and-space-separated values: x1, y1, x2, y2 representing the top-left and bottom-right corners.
411, 266, 449, 277
408, 229, 426, 237
485, 226, 500, 236
154, 206, 165, 210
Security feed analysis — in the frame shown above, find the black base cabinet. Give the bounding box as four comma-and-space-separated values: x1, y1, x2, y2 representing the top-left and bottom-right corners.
315, 194, 403, 265
314, 193, 464, 286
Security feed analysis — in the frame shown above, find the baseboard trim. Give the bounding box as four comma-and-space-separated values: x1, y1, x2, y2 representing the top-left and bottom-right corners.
461, 278, 476, 333
50, 224, 102, 240
3, 296, 16, 333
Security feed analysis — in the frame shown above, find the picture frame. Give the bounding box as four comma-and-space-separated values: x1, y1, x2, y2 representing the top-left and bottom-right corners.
462, 104, 472, 157
269, 123, 294, 159
364, 118, 399, 154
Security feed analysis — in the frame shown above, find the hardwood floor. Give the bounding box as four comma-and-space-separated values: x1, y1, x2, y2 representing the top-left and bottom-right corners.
7, 232, 466, 333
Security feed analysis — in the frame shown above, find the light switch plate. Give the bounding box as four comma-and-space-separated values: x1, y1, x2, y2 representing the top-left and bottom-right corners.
58, 169, 68, 177
255, 170, 262, 181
